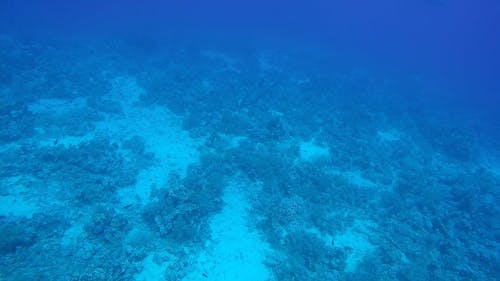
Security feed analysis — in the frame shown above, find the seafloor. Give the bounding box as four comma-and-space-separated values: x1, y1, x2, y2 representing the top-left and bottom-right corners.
0, 37, 499, 281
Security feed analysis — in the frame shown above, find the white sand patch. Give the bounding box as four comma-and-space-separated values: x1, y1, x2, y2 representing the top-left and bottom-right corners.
327, 168, 380, 189
483, 158, 500, 178
28, 97, 88, 114
306, 219, 376, 273
258, 51, 281, 73
0, 142, 17, 153
124, 226, 155, 249
183, 181, 271, 281
258, 56, 273, 72
377, 129, 401, 142
305, 227, 335, 246
97, 77, 202, 204
343, 170, 376, 188
60, 223, 85, 247
493, 166, 500, 177
334, 220, 376, 272
299, 140, 330, 162
39, 134, 95, 148
0, 177, 38, 218
200, 50, 240, 73
28, 97, 95, 146
219, 134, 247, 149
0, 195, 37, 218
135, 253, 170, 281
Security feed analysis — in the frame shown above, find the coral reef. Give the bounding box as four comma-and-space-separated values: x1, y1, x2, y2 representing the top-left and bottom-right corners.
0, 102, 34, 143
0, 38, 498, 281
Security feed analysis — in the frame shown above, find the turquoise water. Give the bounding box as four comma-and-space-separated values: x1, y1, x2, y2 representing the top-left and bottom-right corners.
1, 1, 499, 281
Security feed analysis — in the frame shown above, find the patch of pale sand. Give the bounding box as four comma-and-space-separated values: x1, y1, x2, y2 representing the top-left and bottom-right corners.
60, 223, 85, 247
28, 97, 95, 147
481, 156, 500, 178
183, 181, 271, 281
108, 76, 143, 105
306, 219, 376, 273
125, 226, 155, 249
97, 77, 202, 204
258, 51, 282, 73
334, 220, 376, 272
305, 226, 335, 245
493, 166, 500, 177
38, 134, 95, 148
377, 129, 401, 142
219, 134, 247, 149
200, 50, 240, 73
299, 139, 330, 162
0, 177, 38, 218
343, 170, 377, 188
258, 55, 274, 72
109, 105, 200, 203
135, 253, 171, 281
28, 97, 88, 114
0, 141, 17, 153
0, 195, 37, 218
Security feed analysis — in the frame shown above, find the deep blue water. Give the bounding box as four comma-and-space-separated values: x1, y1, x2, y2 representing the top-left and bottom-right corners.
0, 1, 499, 280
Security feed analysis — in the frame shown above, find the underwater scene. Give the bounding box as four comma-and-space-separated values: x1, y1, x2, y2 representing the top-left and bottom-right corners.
0, 1, 499, 280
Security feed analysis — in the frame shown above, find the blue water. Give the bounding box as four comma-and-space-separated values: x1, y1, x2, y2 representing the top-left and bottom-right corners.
1, 1, 499, 280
